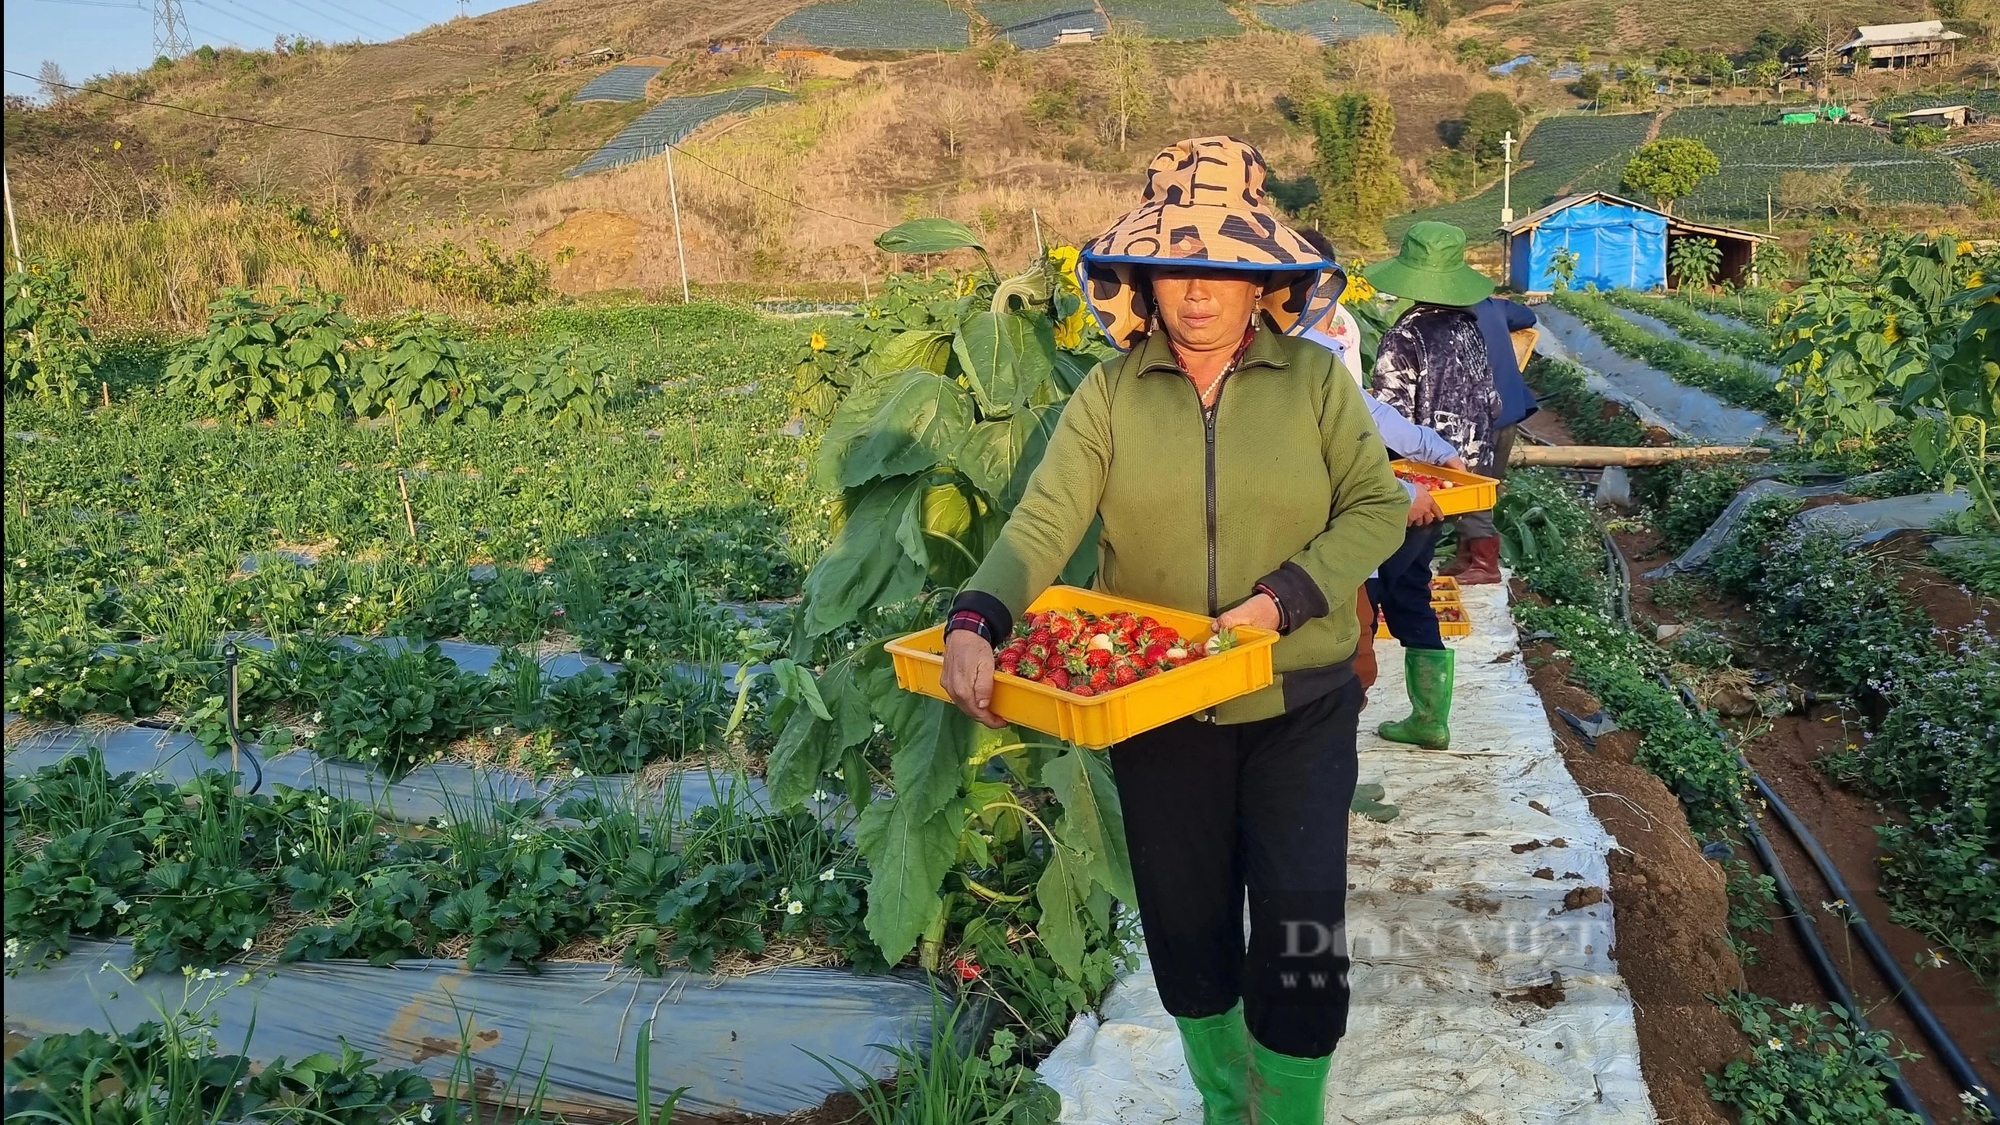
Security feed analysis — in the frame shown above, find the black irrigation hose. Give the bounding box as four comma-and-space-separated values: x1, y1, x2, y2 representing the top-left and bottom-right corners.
1750, 771, 2000, 1119
222, 642, 264, 796
1735, 803, 1935, 1122
1598, 534, 1957, 1122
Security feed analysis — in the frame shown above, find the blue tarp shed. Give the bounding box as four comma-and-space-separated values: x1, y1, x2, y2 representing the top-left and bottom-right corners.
1501, 192, 1669, 292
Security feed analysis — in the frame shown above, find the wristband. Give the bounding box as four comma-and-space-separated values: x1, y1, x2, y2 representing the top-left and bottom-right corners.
945, 610, 996, 647
1252, 582, 1290, 634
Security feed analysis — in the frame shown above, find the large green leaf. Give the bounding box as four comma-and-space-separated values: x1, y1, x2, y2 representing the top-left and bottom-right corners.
876, 218, 987, 255
765, 660, 877, 809
958, 405, 1061, 511
862, 329, 953, 379
858, 800, 963, 967
801, 476, 929, 636
1043, 747, 1136, 906
1035, 839, 1088, 977
856, 705, 976, 964
815, 370, 975, 490
953, 311, 1054, 417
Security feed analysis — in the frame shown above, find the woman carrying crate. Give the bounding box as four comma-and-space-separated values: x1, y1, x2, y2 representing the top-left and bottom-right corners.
1357, 222, 1505, 752
937, 137, 1408, 1124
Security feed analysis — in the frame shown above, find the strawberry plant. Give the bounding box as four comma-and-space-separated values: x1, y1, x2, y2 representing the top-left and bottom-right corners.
165, 287, 354, 424
314, 643, 496, 774
4, 256, 99, 406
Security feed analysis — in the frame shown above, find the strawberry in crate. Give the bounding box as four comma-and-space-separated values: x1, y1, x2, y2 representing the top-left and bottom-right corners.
994, 608, 1229, 697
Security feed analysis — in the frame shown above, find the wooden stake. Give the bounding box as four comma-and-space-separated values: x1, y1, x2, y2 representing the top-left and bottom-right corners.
397, 471, 418, 538
101, 381, 111, 408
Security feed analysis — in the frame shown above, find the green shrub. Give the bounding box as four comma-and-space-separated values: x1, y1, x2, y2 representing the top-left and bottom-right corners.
495, 338, 614, 428
4, 257, 100, 405
165, 287, 354, 424
1653, 464, 1750, 552
346, 313, 482, 427
312, 643, 494, 774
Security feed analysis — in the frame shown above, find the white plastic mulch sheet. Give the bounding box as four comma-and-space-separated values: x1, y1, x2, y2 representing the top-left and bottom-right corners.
1038, 578, 1657, 1124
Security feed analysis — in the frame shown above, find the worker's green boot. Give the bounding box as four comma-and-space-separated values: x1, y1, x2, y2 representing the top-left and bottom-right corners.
1376, 647, 1454, 750
1174, 1004, 1253, 1124
1249, 1038, 1331, 1125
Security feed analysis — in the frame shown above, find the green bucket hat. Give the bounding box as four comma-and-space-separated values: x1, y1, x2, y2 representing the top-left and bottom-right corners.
1362, 221, 1494, 307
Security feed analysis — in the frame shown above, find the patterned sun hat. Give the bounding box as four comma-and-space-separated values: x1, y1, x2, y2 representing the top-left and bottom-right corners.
1078, 136, 1345, 351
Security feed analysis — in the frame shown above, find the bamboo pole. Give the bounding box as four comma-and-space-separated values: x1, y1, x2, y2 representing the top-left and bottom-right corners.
1512, 444, 1772, 467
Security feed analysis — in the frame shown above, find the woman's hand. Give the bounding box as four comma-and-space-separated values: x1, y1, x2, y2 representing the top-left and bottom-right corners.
942, 629, 1008, 729
1407, 485, 1443, 526
1443, 455, 1467, 472
1215, 592, 1281, 634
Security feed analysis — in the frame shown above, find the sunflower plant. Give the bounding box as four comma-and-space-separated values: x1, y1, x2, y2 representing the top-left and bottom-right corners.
1776, 234, 2000, 530
760, 218, 1129, 1001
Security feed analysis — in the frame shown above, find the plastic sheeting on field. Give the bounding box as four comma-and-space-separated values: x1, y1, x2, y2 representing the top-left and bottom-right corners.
1250, 0, 1399, 43
1792, 491, 1972, 541
568, 87, 796, 177
3, 939, 941, 1118
1534, 305, 1785, 446
573, 65, 665, 103
3, 721, 774, 826
1643, 485, 1973, 579
1097, 0, 1243, 39
1522, 198, 1667, 293
764, 0, 972, 49
976, 2, 1107, 47
1039, 580, 1657, 1124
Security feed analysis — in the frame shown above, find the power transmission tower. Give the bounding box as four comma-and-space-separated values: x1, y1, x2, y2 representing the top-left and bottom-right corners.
152, 0, 193, 58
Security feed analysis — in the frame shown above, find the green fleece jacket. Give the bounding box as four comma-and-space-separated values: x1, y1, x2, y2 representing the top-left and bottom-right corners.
955, 323, 1409, 724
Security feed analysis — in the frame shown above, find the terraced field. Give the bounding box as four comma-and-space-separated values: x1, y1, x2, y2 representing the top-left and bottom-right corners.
1389, 112, 1657, 243
1661, 107, 1970, 219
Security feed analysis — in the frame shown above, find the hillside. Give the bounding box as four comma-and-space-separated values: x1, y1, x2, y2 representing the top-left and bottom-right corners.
1456, 0, 1917, 54
8, 0, 1994, 318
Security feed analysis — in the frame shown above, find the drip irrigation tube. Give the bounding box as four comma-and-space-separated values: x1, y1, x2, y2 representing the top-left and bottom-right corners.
1735, 792, 1935, 1123
1597, 531, 1962, 1122
1749, 771, 1999, 1119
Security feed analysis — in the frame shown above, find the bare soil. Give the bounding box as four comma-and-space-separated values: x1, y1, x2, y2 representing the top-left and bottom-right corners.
1610, 524, 2000, 1117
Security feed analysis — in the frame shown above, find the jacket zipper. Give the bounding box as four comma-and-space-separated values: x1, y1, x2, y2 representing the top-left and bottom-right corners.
1203, 396, 1220, 615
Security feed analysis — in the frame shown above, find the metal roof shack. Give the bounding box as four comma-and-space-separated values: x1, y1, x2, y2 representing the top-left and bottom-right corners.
1900, 104, 1973, 127
1499, 191, 1767, 293
1837, 20, 1965, 67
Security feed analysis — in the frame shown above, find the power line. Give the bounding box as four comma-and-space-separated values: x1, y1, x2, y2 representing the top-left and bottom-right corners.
24, 0, 144, 8
11, 70, 877, 229
187, 0, 302, 43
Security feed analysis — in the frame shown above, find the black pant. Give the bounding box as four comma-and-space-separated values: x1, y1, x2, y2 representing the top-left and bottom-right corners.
1367, 523, 1444, 651
1109, 679, 1363, 1058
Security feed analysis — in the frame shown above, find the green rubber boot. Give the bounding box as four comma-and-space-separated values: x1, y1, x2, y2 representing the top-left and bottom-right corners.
1376, 647, 1454, 749
1174, 1004, 1253, 1125
1249, 1038, 1332, 1125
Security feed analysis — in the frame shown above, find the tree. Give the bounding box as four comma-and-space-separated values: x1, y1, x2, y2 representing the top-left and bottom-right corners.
1746, 27, 1785, 63
1753, 57, 1784, 92
35, 60, 67, 100
1571, 72, 1603, 101
1099, 21, 1155, 153
1306, 93, 1406, 248
1621, 137, 1719, 215
1457, 91, 1521, 167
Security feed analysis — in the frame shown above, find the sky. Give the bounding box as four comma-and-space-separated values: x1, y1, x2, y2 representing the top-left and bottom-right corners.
4, 0, 520, 98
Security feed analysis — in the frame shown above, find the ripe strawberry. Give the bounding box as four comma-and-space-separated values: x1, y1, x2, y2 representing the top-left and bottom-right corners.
1084, 648, 1111, 668
1070, 684, 1094, 697
1047, 667, 1069, 690
1026, 642, 1049, 661
1143, 641, 1168, 664
1183, 646, 1206, 662
1013, 656, 1038, 679
1088, 668, 1110, 690
1028, 627, 1053, 647
1112, 663, 1139, 686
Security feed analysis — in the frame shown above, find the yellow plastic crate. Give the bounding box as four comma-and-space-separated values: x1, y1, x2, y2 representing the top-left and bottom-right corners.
886, 586, 1279, 749
1430, 575, 1461, 598
1392, 460, 1499, 516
